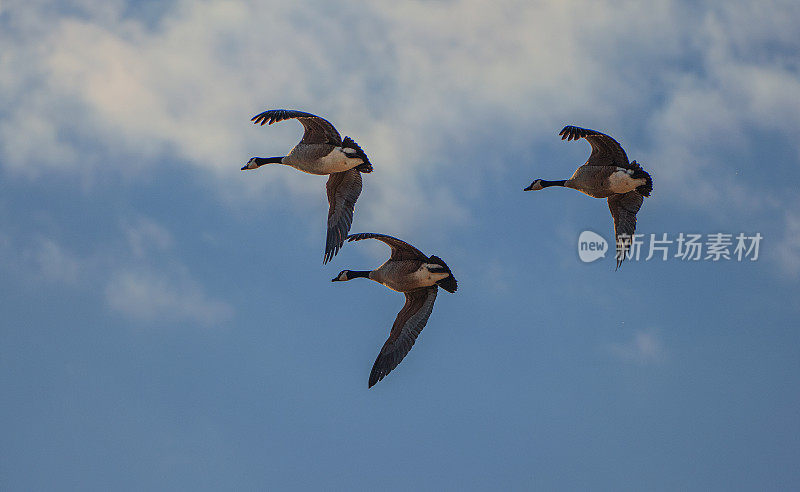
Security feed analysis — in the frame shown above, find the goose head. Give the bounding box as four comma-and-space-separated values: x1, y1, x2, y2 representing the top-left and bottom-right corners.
524, 179, 544, 191
242, 157, 260, 170
331, 270, 351, 282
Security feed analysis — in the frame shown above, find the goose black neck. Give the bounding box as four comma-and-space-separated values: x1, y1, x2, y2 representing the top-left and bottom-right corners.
540, 179, 567, 188
255, 156, 284, 166
349, 270, 371, 279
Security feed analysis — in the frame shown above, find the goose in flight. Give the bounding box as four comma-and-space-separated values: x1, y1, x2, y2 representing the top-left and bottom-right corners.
332, 233, 458, 388
524, 125, 653, 268
242, 109, 373, 264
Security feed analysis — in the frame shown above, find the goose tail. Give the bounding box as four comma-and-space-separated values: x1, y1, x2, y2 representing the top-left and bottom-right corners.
631, 161, 652, 197
342, 136, 373, 173
429, 255, 458, 293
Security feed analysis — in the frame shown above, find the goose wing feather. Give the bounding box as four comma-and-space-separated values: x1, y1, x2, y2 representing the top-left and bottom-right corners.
607, 190, 644, 269
324, 169, 362, 264
346, 233, 428, 261
251, 109, 342, 146
368, 286, 438, 388
559, 125, 633, 169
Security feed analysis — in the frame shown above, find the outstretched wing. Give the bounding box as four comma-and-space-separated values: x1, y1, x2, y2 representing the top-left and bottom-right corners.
369, 286, 438, 388
559, 125, 632, 169
607, 191, 644, 269
346, 233, 428, 261
324, 169, 362, 264
251, 109, 342, 146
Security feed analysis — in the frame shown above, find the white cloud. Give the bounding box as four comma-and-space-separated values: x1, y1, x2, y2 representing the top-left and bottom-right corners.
607, 329, 665, 365
0, 210, 233, 326
1, 0, 799, 236
105, 268, 233, 326
123, 217, 174, 258
643, 5, 800, 210
0, 233, 83, 285
28, 237, 82, 284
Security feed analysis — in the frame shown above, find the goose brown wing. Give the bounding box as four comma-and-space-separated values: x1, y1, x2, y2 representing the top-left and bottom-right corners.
251, 109, 342, 146
559, 125, 633, 169
368, 286, 438, 388
607, 191, 644, 269
324, 169, 362, 264
346, 233, 428, 261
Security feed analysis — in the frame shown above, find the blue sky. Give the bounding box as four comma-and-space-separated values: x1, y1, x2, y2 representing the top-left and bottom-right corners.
1, 0, 799, 490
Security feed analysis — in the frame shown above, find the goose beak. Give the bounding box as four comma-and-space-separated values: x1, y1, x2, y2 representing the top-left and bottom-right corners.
524, 184, 533, 191
241, 165, 249, 171
331, 276, 340, 282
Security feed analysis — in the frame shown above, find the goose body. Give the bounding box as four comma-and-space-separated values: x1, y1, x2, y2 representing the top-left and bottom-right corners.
242, 109, 373, 263
525, 125, 653, 268
281, 143, 362, 175
368, 259, 450, 293
332, 233, 457, 387
565, 165, 643, 198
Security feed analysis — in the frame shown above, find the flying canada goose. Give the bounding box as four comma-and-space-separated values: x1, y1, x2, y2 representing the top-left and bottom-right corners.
331, 233, 458, 388
524, 125, 653, 268
242, 109, 373, 264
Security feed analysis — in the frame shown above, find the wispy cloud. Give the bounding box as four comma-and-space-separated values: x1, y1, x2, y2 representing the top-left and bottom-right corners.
1, 233, 84, 286
123, 217, 174, 259
108, 217, 233, 325
1, 0, 799, 236
606, 329, 666, 365
27, 237, 82, 285
105, 268, 232, 326
0, 211, 233, 327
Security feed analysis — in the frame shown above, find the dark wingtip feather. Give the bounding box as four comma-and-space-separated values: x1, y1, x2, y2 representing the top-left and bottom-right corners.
251, 109, 293, 126
368, 354, 388, 388
368, 371, 379, 388
323, 232, 344, 264
560, 125, 580, 140
560, 125, 605, 142
324, 230, 338, 264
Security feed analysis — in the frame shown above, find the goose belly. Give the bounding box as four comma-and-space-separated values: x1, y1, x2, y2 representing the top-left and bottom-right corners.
305, 148, 362, 175
412, 264, 449, 286
607, 168, 639, 194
